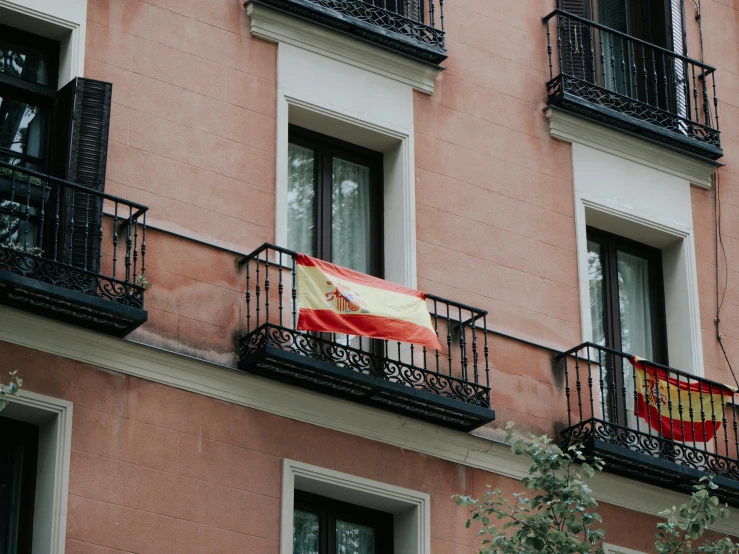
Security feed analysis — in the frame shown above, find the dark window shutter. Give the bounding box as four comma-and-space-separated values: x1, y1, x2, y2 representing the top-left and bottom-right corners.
559, 0, 590, 18
557, 0, 592, 81
52, 77, 112, 273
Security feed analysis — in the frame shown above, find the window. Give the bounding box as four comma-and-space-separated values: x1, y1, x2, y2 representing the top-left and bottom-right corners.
587, 227, 667, 361
0, 24, 59, 171
293, 491, 394, 554
287, 125, 384, 277
587, 227, 668, 423
0, 416, 39, 554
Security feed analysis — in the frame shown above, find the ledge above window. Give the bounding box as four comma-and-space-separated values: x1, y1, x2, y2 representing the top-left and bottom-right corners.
246, 0, 447, 66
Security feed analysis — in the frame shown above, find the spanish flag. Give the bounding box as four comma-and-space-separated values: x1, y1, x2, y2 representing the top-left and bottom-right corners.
630, 356, 736, 443
296, 254, 443, 352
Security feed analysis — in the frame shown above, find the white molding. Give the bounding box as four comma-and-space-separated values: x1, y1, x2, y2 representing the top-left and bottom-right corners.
281, 460, 430, 554
1, 306, 739, 535
546, 108, 718, 189
0, 0, 86, 85
4, 390, 73, 554
247, 2, 441, 95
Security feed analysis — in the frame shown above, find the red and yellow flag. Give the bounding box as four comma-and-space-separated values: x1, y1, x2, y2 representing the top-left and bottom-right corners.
296, 254, 443, 352
630, 356, 736, 442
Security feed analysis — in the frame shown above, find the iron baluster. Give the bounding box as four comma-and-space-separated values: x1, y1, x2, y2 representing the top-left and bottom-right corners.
428, 0, 434, 28
446, 302, 452, 376
132, 210, 139, 279
721, 392, 729, 457
255, 253, 261, 328
439, 0, 444, 32
586, 345, 594, 419
644, 358, 653, 433
567, 17, 574, 77
23, 174, 30, 249
661, 51, 669, 112
9, 170, 16, 245
546, 18, 553, 80
712, 72, 719, 131
651, 49, 657, 108
98, 199, 104, 273
709, 384, 718, 451
246, 260, 251, 335
630, 41, 638, 100
563, 353, 572, 427
699, 382, 707, 449
597, 348, 606, 424
621, 355, 628, 426
733, 400, 739, 458
665, 370, 675, 444
265, 248, 270, 325
278, 251, 284, 326
83, 193, 90, 270
140, 213, 146, 289
38, 181, 46, 249
588, 20, 595, 84
574, 350, 583, 422
687, 375, 697, 448
69, 189, 76, 265
112, 203, 118, 278
610, 33, 617, 92
631, 351, 640, 433
640, 43, 647, 103
433, 298, 440, 373
292, 255, 297, 329
701, 70, 711, 126
620, 36, 627, 96
482, 314, 490, 389
691, 63, 700, 123
556, 13, 563, 80
598, 27, 605, 88
458, 307, 467, 380
471, 312, 478, 384
677, 374, 686, 445
124, 205, 132, 282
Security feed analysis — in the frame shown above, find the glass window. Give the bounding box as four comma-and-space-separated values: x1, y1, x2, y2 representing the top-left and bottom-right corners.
0, 417, 39, 554
286, 126, 383, 277
0, 25, 58, 171
293, 491, 393, 554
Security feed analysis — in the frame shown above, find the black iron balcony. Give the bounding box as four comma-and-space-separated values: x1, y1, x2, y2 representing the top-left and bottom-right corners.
237, 243, 494, 431
0, 161, 148, 336
556, 343, 739, 505
247, 0, 446, 65
543, 10, 722, 160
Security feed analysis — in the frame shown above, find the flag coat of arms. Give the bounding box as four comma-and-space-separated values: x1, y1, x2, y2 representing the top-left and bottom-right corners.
629, 356, 736, 443
296, 254, 443, 352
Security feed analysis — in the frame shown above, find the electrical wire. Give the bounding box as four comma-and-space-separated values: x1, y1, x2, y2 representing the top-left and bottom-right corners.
714, 170, 739, 391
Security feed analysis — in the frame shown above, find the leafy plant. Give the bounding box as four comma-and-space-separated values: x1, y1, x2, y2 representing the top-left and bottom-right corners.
455, 423, 738, 554
0, 371, 22, 412
135, 274, 152, 290
1, 241, 43, 256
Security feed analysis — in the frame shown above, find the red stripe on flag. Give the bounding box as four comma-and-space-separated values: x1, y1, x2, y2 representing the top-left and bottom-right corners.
296, 254, 426, 300
297, 309, 443, 352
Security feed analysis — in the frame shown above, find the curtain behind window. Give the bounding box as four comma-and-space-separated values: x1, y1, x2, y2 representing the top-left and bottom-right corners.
287, 143, 317, 257
331, 157, 371, 275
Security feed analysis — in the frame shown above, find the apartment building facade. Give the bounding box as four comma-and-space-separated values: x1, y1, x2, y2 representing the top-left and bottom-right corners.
0, 0, 738, 552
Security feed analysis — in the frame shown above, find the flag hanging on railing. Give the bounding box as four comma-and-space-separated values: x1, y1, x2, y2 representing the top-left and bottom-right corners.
630, 356, 736, 442
296, 254, 443, 352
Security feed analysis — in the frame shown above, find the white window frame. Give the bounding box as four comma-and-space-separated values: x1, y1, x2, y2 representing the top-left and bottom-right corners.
604, 544, 647, 554
281, 459, 431, 554
0, 0, 87, 87
548, 108, 717, 376
2, 390, 73, 554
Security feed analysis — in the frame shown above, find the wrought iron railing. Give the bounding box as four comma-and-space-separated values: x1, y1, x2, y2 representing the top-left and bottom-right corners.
249, 0, 446, 64
0, 160, 148, 310
543, 9, 721, 158
556, 343, 739, 487
238, 243, 491, 413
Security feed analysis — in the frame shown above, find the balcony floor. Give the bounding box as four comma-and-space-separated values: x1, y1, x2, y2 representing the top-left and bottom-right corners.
0, 249, 147, 336
562, 418, 739, 506
547, 75, 723, 161
238, 324, 495, 431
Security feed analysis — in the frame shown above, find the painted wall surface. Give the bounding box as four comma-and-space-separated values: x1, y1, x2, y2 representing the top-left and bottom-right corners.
2, 0, 739, 550
3, 340, 731, 554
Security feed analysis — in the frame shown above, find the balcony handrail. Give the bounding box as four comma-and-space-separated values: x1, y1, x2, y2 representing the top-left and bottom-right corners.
556, 341, 736, 393
240, 242, 488, 317
0, 161, 149, 212
542, 8, 716, 73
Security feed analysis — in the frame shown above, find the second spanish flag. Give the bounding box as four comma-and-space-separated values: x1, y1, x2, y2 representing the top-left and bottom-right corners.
296, 254, 443, 352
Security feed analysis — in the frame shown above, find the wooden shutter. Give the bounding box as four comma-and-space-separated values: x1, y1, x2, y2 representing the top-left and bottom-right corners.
52, 77, 112, 273
558, 0, 592, 80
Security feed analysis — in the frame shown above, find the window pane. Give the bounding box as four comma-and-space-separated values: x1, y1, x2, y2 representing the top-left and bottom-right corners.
331, 157, 371, 274
587, 240, 606, 347
617, 250, 655, 360
293, 510, 320, 554
0, 95, 44, 167
0, 41, 52, 86
336, 520, 375, 554
287, 143, 316, 257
